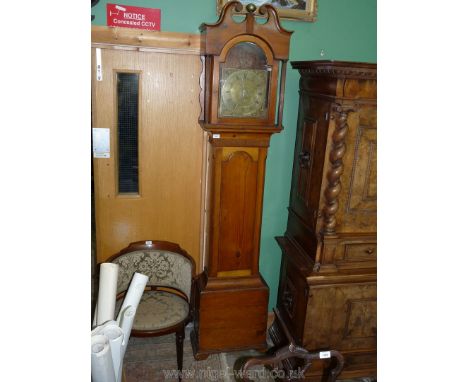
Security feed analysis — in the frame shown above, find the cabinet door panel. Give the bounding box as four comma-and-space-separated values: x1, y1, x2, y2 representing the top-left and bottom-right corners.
337, 106, 377, 232
289, 96, 330, 234
276, 256, 307, 343
304, 283, 377, 351
303, 282, 377, 351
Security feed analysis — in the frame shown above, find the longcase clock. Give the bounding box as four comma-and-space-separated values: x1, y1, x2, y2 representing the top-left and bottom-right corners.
191, 1, 292, 358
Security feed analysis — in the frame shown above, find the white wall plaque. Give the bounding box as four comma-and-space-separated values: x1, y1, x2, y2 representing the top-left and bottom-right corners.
93, 128, 110, 158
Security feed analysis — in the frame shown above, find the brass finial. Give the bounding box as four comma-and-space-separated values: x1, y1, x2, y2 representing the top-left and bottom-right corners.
245, 3, 257, 13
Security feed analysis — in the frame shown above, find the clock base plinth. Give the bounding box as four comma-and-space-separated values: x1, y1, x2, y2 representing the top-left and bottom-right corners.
191, 273, 269, 357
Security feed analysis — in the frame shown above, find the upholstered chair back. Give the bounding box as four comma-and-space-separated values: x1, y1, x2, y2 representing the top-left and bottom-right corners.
111, 249, 193, 300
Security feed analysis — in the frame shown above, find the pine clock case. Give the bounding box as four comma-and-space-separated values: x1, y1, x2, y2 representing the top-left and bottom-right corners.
191, 1, 292, 359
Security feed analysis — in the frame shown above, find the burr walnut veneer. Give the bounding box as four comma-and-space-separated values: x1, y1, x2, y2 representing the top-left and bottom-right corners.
270, 61, 377, 381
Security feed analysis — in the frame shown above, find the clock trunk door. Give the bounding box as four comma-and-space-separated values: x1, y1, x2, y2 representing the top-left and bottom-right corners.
209, 146, 267, 277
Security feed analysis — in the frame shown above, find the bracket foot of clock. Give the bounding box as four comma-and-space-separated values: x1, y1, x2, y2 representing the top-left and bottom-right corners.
191, 272, 269, 357
189, 330, 209, 361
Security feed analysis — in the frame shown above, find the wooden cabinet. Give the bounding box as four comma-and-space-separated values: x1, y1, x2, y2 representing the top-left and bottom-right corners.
270, 61, 377, 381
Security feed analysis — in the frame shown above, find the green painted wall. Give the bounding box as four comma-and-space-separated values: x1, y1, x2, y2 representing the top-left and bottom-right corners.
92, 0, 377, 310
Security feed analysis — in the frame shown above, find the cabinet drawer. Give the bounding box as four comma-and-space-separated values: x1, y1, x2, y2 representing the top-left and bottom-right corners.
334, 238, 377, 269
344, 243, 377, 261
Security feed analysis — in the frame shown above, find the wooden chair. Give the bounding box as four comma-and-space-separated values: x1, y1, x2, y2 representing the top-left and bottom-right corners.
240, 308, 345, 382
240, 344, 344, 382
108, 240, 195, 381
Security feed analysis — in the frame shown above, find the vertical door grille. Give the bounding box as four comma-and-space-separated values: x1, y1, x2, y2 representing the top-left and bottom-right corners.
117, 72, 139, 194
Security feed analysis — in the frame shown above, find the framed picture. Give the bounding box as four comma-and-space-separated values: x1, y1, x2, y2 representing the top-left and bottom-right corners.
217, 0, 317, 22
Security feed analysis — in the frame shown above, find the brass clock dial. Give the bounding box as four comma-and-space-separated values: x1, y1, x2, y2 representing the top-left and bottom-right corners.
219, 68, 269, 118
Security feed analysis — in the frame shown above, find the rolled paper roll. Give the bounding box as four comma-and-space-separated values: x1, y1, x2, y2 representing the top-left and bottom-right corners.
96, 263, 119, 326
119, 306, 136, 365
91, 334, 116, 382
116, 272, 148, 323
91, 320, 119, 336
101, 323, 124, 382
92, 301, 98, 328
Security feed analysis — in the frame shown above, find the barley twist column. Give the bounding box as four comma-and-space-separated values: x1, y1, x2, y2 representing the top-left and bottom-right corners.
322, 104, 353, 236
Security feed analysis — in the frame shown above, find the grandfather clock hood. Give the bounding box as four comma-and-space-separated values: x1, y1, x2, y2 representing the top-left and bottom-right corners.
200, 1, 292, 60
198, 1, 292, 130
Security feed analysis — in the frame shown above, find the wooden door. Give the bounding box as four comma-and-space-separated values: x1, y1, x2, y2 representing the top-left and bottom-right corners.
285, 95, 331, 255
289, 96, 331, 229
92, 47, 205, 271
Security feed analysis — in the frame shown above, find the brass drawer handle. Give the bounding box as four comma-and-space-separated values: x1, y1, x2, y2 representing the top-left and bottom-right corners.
366, 247, 375, 254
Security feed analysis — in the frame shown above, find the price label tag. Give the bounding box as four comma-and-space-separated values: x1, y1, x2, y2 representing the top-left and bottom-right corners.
319, 351, 331, 359
213, 134, 221, 139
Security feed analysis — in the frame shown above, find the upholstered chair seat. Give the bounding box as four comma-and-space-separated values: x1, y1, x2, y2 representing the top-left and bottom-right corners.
115, 290, 189, 331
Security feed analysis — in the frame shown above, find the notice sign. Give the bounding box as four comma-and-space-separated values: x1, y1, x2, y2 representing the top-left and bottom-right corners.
107, 3, 161, 31
92, 128, 110, 158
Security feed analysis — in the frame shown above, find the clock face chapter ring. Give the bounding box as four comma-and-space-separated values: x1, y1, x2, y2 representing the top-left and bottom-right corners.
219, 68, 269, 119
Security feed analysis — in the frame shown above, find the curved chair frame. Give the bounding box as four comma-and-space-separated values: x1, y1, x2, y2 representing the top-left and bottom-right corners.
240, 308, 344, 382
108, 240, 196, 381
241, 344, 344, 382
